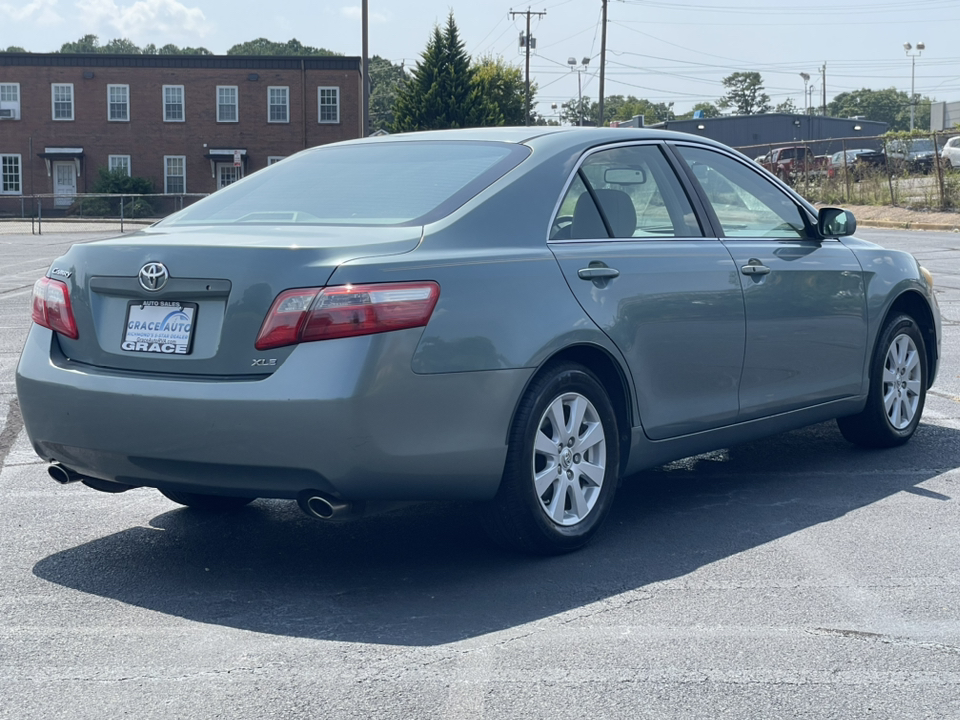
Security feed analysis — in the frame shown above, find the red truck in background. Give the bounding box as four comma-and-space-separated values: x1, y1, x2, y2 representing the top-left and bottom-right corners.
760, 146, 827, 182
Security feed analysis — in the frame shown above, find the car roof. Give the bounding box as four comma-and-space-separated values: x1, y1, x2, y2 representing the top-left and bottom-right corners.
321, 125, 737, 153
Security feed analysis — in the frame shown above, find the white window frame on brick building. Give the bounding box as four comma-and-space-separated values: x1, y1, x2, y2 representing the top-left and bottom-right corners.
164, 156, 186, 193
107, 84, 130, 121
267, 156, 285, 165
52, 83, 74, 121
318, 87, 340, 123
0, 83, 21, 120
163, 85, 184, 122
1, 154, 22, 194
217, 85, 238, 122
268, 86, 289, 123
109, 155, 131, 176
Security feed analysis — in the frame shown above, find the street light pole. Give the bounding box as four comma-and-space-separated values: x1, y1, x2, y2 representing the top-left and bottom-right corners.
567, 56, 590, 126
904, 41, 925, 131
799, 72, 810, 114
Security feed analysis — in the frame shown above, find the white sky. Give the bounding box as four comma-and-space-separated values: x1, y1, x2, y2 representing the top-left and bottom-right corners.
3, 0, 959, 119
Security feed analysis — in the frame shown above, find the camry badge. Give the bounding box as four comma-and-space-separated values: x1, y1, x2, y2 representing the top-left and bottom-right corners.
139, 262, 169, 292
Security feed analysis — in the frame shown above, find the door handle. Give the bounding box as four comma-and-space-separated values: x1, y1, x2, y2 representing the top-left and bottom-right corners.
578, 267, 620, 280
740, 263, 771, 276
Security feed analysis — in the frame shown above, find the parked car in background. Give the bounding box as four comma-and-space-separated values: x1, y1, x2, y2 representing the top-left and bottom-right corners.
887, 137, 937, 173
827, 148, 887, 179
16, 127, 942, 554
760, 145, 826, 181
940, 135, 960, 169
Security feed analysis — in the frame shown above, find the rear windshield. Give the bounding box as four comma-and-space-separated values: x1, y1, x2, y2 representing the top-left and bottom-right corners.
160, 140, 530, 227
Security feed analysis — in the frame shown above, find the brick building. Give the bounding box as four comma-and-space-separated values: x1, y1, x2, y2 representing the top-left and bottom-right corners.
0, 52, 362, 205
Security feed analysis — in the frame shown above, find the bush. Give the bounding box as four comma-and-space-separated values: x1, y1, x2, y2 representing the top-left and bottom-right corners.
67, 168, 157, 217
92, 168, 154, 195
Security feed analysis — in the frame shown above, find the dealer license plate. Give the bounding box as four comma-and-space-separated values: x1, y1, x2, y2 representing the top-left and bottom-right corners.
122, 300, 197, 355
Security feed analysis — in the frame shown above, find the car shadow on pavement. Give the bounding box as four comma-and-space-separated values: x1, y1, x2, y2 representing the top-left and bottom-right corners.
33, 420, 958, 647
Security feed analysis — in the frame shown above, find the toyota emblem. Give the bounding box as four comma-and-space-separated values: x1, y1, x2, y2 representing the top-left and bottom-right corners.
138, 262, 169, 292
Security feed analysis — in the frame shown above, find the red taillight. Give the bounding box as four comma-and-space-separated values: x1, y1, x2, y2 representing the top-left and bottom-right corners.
255, 282, 440, 350
31, 277, 78, 339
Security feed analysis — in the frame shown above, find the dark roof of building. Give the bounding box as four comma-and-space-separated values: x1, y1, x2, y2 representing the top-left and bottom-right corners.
0, 52, 360, 71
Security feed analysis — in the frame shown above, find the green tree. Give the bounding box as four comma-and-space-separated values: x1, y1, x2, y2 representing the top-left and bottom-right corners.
57, 36, 212, 55
827, 87, 930, 132
100, 38, 142, 54
58, 34, 101, 53
3, 46, 27, 53
392, 12, 491, 131
560, 96, 594, 126
368, 56, 407, 133
774, 97, 799, 114
226, 38, 339, 56
471, 55, 530, 126
145, 43, 212, 55
677, 101, 722, 120
605, 95, 675, 125
559, 95, 674, 127
718, 72, 770, 115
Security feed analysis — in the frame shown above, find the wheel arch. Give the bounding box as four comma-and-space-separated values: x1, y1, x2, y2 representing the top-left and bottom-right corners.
882, 289, 938, 381
507, 343, 635, 472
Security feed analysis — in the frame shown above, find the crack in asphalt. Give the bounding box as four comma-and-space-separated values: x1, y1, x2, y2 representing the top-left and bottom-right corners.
0, 397, 24, 472
807, 627, 960, 656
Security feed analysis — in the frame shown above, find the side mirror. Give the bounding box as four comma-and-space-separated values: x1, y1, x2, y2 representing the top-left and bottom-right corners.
818, 207, 857, 237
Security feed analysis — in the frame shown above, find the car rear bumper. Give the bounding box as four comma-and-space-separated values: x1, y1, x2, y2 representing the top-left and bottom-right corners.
16, 326, 531, 501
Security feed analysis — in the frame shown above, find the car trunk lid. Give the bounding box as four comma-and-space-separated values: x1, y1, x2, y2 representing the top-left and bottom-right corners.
49, 224, 422, 376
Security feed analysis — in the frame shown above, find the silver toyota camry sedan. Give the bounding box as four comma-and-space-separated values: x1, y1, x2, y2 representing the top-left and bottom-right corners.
16, 127, 941, 554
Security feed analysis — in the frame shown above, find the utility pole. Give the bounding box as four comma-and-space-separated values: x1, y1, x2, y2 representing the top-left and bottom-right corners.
362, 0, 369, 136
598, 0, 608, 126
510, 8, 546, 126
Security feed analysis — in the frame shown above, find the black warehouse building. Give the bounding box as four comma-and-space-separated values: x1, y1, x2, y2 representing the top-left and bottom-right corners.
652, 113, 888, 157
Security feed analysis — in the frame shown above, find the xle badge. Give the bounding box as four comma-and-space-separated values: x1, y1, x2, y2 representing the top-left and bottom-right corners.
252, 358, 277, 367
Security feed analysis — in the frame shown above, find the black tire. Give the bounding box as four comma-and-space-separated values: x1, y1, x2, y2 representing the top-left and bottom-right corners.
837, 313, 927, 448
159, 489, 256, 510
480, 362, 620, 555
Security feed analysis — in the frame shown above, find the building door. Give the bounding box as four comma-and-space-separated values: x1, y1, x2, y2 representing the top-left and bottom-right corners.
53, 161, 77, 207
217, 163, 240, 189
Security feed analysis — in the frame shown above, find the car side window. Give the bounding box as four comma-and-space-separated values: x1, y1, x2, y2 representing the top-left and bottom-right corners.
675, 145, 811, 239
551, 144, 702, 240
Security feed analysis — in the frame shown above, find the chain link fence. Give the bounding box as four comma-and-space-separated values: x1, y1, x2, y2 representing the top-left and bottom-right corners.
736, 132, 960, 210
0, 193, 209, 235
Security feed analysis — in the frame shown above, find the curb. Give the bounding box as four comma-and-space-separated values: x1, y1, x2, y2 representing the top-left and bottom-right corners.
857, 219, 960, 232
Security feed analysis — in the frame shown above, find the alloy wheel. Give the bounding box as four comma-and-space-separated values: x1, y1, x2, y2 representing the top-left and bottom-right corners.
532, 391, 606, 526
882, 333, 922, 430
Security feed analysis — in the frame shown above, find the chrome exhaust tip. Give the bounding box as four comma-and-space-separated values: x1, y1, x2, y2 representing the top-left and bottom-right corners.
48, 463, 83, 485
297, 491, 355, 520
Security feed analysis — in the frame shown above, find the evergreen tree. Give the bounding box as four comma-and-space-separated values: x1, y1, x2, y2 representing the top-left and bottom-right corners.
392, 12, 489, 131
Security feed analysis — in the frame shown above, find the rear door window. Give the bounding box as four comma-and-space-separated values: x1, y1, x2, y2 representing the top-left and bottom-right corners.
551, 144, 702, 240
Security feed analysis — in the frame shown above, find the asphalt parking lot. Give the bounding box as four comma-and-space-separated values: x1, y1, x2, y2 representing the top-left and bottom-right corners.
1, 227, 958, 719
